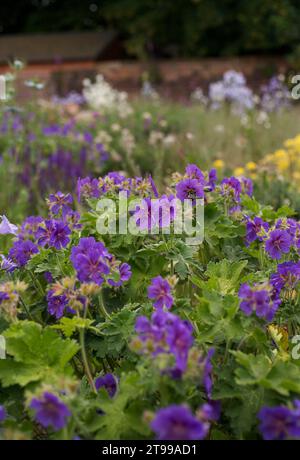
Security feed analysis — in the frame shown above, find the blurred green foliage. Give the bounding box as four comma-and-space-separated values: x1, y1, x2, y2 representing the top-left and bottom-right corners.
1, 0, 300, 59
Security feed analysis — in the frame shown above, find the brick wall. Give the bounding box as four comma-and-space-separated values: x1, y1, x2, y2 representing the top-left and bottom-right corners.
0, 56, 290, 100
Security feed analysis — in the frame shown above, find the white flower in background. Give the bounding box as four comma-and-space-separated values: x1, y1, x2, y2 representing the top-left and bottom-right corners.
149, 131, 164, 146
163, 134, 176, 147
214, 124, 225, 133
120, 129, 135, 154
83, 75, 132, 117
95, 130, 112, 148
190, 87, 208, 106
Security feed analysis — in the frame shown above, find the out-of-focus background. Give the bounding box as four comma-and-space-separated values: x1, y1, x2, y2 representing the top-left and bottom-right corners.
2, 0, 300, 222
1, 0, 300, 98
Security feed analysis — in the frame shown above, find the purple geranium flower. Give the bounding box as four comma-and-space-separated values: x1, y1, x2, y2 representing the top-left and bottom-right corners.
95, 373, 118, 398
77, 177, 101, 201
107, 262, 132, 287
71, 237, 110, 285
30, 392, 71, 431
265, 229, 292, 260
221, 177, 242, 202
151, 405, 208, 440
37, 220, 71, 250
238, 283, 281, 321
245, 217, 269, 245
9, 240, 39, 267
148, 276, 173, 309
135, 310, 193, 376
258, 401, 300, 440
176, 178, 204, 203
49, 220, 71, 250
47, 291, 69, 319
185, 164, 205, 182
48, 191, 73, 217
270, 261, 300, 294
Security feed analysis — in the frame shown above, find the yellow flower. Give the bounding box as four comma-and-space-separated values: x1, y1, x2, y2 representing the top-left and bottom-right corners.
246, 161, 257, 171
233, 167, 245, 177
213, 159, 224, 169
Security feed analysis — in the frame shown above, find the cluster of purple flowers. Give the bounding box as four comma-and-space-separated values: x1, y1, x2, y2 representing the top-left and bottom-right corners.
258, 400, 300, 440
30, 392, 71, 431
209, 70, 255, 114
71, 237, 131, 287
270, 261, 300, 296
135, 310, 193, 377
37, 219, 71, 250
8, 240, 39, 268
245, 216, 300, 261
260, 76, 290, 113
238, 283, 281, 322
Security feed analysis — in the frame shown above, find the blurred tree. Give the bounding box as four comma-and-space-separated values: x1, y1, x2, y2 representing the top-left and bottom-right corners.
0, 0, 300, 59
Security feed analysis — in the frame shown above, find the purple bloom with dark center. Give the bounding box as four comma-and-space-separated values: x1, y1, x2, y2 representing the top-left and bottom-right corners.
47, 291, 69, 319
48, 191, 73, 217
221, 177, 241, 202
185, 164, 205, 183
30, 392, 71, 431
245, 217, 269, 245
71, 237, 110, 285
0, 405, 6, 422
151, 405, 208, 440
0, 292, 9, 304
265, 229, 292, 260
77, 177, 101, 201
238, 283, 281, 321
148, 276, 173, 309
9, 240, 39, 267
176, 178, 204, 203
95, 373, 118, 398
37, 220, 71, 249
258, 401, 300, 440
49, 220, 71, 250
